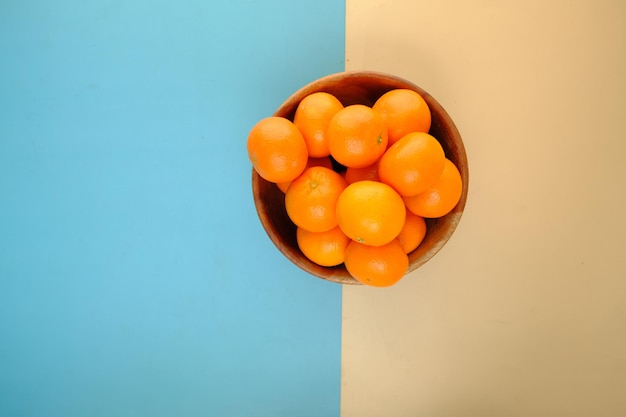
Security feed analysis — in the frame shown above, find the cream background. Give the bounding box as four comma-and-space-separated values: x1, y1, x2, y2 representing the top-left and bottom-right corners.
342, 1, 626, 416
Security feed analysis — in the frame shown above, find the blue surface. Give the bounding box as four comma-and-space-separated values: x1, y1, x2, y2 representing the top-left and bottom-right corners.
0, 1, 345, 416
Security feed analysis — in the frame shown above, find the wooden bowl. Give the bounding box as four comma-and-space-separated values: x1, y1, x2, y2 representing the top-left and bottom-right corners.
251, 71, 469, 285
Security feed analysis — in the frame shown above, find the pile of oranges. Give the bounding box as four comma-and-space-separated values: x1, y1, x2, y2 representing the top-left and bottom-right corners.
247, 89, 462, 287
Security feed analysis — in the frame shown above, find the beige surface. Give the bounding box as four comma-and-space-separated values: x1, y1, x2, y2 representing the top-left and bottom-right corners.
342, 1, 626, 416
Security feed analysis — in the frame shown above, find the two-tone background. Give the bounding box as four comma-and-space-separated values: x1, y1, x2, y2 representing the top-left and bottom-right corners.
1, 1, 625, 416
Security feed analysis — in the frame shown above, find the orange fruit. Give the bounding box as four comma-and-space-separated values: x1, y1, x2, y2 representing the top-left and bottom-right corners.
247, 116, 308, 183
344, 239, 409, 287
277, 156, 333, 193
335, 180, 406, 247
404, 158, 463, 218
285, 166, 347, 232
396, 209, 427, 254
378, 131, 445, 197
327, 104, 388, 168
296, 226, 350, 267
293, 92, 344, 158
373, 89, 431, 146
344, 162, 379, 184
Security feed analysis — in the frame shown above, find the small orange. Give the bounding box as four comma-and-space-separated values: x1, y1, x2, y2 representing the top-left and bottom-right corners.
293, 92, 344, 158
344, 239, 409, 287
344, 162, 379, 184
404, 158, 463, 218
396, 209, 427, 254
296, 226, 350, 267
285, 166, 347, 232
277, 156, 334, 193
373, 89, 431, 146
327, 104, 388, 168
335, 181, 406, 247
247, 116, 308, 183
378, 131, 445, 197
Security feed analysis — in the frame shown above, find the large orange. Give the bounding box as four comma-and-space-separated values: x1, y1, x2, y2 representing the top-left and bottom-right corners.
293, 92, 344, 158
327, 104, 388, 168
404, 158, 463, 218
285, 166, 347, 232
344, 239, 409, 287
378, 131, 445, 197
372, 89, 432, 146
247, 116, 308, 183
335, 180, 406, 247
296, 226, 350, 267
277, 156, 333, 193
396, 209, 427, 254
